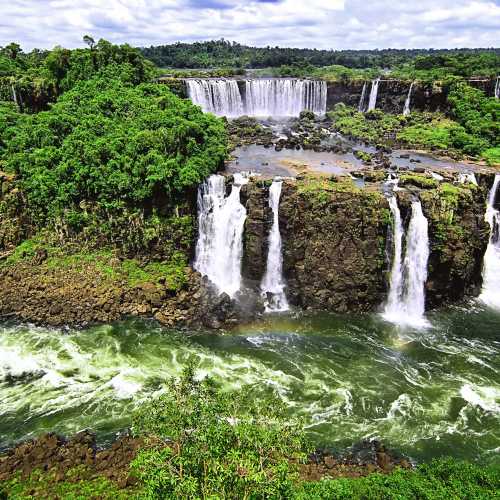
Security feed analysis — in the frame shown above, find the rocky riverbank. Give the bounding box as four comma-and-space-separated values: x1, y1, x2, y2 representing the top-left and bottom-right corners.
0, 431, 411, 492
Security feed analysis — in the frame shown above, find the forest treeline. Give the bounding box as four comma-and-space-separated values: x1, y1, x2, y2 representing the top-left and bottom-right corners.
140, 39, 500, 77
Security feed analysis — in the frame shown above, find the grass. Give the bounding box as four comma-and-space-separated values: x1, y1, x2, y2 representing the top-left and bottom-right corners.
399, 173, 439, 189
1, 467, 133, 500
2, 240, 188, 292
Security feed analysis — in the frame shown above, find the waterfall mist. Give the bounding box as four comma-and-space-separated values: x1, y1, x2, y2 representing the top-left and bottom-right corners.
480, 174, 500, 309
260, 180, 289, 312
194, 174, 248, 297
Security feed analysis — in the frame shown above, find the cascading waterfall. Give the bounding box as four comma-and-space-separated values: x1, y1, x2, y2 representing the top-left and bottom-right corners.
260, 180, 289, 312
245, 79, 327, 116
194, 173, 248, 297
384, 196, 404, 316
358, 82, 367, 112
186, 79, 244, 117
383, 198, 430, 328
479, 174, 500, 309
367, 78, 381, 111
403, 82, 414, 116
495, 76, 500, 99
187, 78, 326, 117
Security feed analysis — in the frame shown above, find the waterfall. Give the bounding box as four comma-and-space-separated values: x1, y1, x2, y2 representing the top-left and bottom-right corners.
358, 82, 367, 112
383, 199, 430, 328
245, 79, 326, 116
194, 173, 248, 297
480, 174, 500, 309
260, 180, 289, 312
186, 79, 244, 117
384, 196, 405, 315
403, 82, 414, 116
495, 76, 500, 99
187, 78, 326, 117
11, 84, 18, 108
367, 78, 380, 112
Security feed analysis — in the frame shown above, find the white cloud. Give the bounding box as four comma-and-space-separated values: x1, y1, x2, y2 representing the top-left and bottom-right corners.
0, 0, 499, 51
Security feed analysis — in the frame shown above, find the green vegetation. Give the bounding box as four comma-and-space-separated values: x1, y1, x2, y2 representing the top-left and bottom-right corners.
140, 40, 500, 76
399, 173, 439, 189
328, 80, 499, 164
327, 104, 403, 145
1, 368, 499, 499
1, 38, 155, 113
2, 467, 132, 500
390, 52, 500, 81
1, 73, 226, 225
0, 38, 227, 266
295, 459, 499, 499
131, 364, 307, 499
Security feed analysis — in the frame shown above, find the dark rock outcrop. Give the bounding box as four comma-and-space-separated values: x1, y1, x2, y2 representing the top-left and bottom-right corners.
0, 431, 142, 487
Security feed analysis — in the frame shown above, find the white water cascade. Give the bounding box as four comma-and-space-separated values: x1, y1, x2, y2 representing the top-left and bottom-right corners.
260, 180, 289, 312
403, 82, 414, 116
495, 76, 500, 99
480, 174, 500, 309
245, 79, 327, 117
194, 173, 249, 297
358, 82, 367, 112
367, 78, 381, 111
383, 198, 430, 328
186, 79, 244, 117
187, 78, 326, 117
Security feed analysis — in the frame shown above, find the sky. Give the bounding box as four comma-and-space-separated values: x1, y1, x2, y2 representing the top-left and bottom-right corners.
1, 0, 500, 51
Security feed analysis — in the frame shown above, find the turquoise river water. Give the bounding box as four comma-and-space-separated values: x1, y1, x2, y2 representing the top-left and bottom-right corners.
0, 303, 499, 465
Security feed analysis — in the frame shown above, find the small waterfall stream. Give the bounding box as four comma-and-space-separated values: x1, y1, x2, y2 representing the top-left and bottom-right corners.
194, 174, 248, 297
383, 197, 430, 328
480, 174, 500, 309
260, 180, 289, 312
187, 78, 326, 117
403, 82, 414, 116
358, 82, 367, 112
367, 78, 381, 111
495, 76, 500, 99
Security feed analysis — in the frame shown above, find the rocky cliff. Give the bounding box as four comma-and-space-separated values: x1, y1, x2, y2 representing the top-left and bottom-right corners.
241, 174, 492, 313
0, 172, 493, 327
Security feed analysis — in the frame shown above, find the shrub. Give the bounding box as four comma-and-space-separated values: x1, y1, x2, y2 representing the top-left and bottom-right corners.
131, 365, 308, 499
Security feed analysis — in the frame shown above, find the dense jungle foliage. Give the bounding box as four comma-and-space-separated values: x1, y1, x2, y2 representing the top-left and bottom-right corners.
1, 367, 499, 499
141, 39, 500, 77
0, 38, 156, 112
0, 39, 226, 227
0, 39, 227, 290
